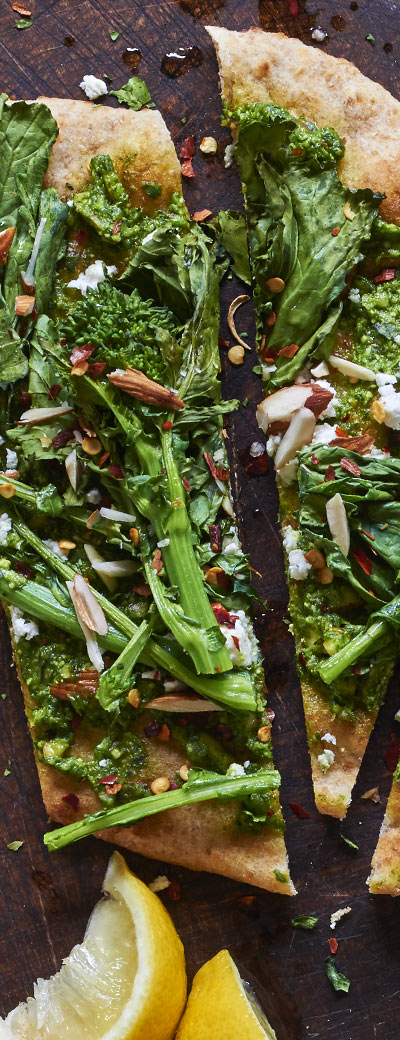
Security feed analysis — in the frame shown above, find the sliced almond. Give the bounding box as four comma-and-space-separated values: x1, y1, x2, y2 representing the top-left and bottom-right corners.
275, 407, 316, 469
222, 494, 234, 518
108, 368, 184, 410
0, 227, 16, 263
146, 693, 222, 712
12, 2, 32, 14
99, 507, 137, 523
71, 573, 108, 636
310, 361, 330, 378
227, 295, 251, 351
326, 493, 350, 556
18, 403, 73, 424
86, 509, 100, 530
15, 294, 35, 316
84, 543, 116, 593
257, 384, 314, 433
65, 448, 82, 492
66, 579, 105, 673
328, 355, 376, 381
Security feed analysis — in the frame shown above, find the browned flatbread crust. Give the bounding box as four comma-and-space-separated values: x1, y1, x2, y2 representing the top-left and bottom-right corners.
11, 97, 294, 894
368, 780, 400, 895
206, 26, 400, 224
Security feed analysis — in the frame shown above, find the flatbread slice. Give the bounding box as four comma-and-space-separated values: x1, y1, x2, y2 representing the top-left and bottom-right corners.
368, 774, 400, 895
1, 96, 294, 894
208, 27, 400, 833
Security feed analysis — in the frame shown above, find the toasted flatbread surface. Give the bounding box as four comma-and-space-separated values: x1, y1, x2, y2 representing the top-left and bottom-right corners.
11, 97, 294, 895
207, 28, 400, 860
207, 26, 400, 225
368, 779, 400, 895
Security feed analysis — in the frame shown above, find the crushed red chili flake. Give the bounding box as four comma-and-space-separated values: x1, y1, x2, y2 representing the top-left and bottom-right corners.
209, 523, 222, 553
384, 737, 400, 772
18, 390, 31, 406
112, 219, 121, 236
70, 344, 94, 366
340, 457, 361, 477
289, 802, 311, 819
203, 451, 229, 482
73, 228, 87, 247
374, 268, 396, 283
182, 477, 190, 492
52, 428, 74, 450
99, 451, 110, 467
98, 774, 119, 785
162, 420, 173, 430
278, 343, 299, 359
167, 879, 181, 901
310, 453, 319, 465
179, 136, 195, 160
291, 147, 304, 156
353, 665, 361, 675
352, 547, 372, 576
335, 426, 347, 437
88, 362, 106, 380
325, 466, 336, 482
331, 227, 341, 236
134, 581, 152, 596
48, 384, 62, 400
181, 159, 195, 179
14, 561, 32, 578
288, 0, 298, 13
361, 528, 375, 541
62, 792, 80, 811
108, 464, 124, 479
266, 709, 275, 722
193, 209, 212, 222
211, 602, 237, 627
218, 335, 229, 348
232, 634, 240, 650
299, 652, 307, 668
328, 937, 338, 955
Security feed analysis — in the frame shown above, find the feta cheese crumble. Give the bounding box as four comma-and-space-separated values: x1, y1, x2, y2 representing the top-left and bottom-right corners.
282, 526, 299, 553
330, 906, 351, 930
220, 610, 259, 668
288, 549, 311, 581
86, 487, 102, 505
222, 528, 242, 556
5, 449, 18, 471
149, 875, 170, 893
227, 762, 245, 777
318, 749, 335, 773
266, 433, 282, 457
375, 372, 397, 387
0, 513, 12, 544
321, 732, 337, 745
43, 539, 69, 558
262, 363, 277, 379
10, 607, 39, 644
312, 422, 336, 447
68, 260, 117, 295
376, 382, 400, 429
79, 75, 108, 100
311, 26, 327, 41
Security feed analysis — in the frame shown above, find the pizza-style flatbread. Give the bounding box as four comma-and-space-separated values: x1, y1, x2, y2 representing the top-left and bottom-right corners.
207, 28, 400, 890
5, 97, 294, 895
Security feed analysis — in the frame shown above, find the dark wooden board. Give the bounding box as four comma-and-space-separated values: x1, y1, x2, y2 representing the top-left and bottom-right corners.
1, 1, 400, 1036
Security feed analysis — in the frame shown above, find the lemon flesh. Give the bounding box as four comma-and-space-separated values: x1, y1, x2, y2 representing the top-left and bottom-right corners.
2, 852, 186, 1040
176, 949, 277, 1040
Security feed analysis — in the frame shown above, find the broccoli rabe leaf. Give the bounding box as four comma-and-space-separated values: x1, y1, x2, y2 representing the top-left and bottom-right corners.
110, 76, 153, 110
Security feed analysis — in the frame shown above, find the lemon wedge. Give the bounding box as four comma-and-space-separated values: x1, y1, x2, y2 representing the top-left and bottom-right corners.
176, 949, 277, 1040
2, 852, 186, 1040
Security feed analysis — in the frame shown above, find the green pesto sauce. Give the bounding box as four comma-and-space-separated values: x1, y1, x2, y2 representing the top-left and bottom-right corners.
225, 100, 344, 170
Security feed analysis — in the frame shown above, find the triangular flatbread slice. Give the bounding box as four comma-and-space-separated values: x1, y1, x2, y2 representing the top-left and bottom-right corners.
1, 95, 293, 893
368, 773, 400, 895
208, 26, 400, 829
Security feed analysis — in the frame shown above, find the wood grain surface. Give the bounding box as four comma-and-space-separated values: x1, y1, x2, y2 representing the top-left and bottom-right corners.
1, 2, 400, 1037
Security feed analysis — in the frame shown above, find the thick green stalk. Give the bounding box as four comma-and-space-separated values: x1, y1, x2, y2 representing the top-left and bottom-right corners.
44, 768, 281, 851
318, 620, 391, 685
97, 619, 157, 712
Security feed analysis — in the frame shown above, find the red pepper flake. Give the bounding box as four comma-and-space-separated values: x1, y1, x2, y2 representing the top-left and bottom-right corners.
310, 453, 319, 465
48, 384, 62, 400
108, 464, 124, 479
15, 561, 32, 579
18, 389, 31, 406
325, 466, 336, 482
218, 336, 229, 348
62, 792, 80, 811
262, 352, 276, 363
73, 228, 87, 247
98, 774, 119, 785
289, 801, 311, 819
291, 147, 304, 156
245, 454, 268, 476
211, 602, 238, 628
361, 528, 375, 541
331, 227, 341, 236
353, 665, 361, 675
179, 136, 195, 160
278, 343, 299, 359
181, 159, 195, 179
232, 634, 240, 650
340, 457, 361, 477
288, 0, 298, 13
328, 937, 338, 955
335, 426, 347, 437
352, 547, 372, 576
88, 362, 106, 380
167, 879, 181, 901
209, 523, 222, 553
112, 219, 121, 236
99, 451, 110, 468
299, 652, 307, 668
266, 709, 275, 722
69, 343, 94, 366
193, 209, 212, 222
203, 451, 229, 482
162, 420, 173, 430
385, 741, 400, 772
134, 581, 152, 597
374, 268, 396, 283
182, 477, 190, 492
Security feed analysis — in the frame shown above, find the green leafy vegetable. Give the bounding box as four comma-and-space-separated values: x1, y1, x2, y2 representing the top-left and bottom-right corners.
217, 210, 251, 284
325, 956, 351, 993
274, 869, 288, 883
110, 76, 153, 110
73, 155, 186, 243
291, 915, 318, 930
7, 840, 24, 851
15, 18, 31, 29
340, 833, 359, 852
44, 768, 281, 850
109, 30, 120, 41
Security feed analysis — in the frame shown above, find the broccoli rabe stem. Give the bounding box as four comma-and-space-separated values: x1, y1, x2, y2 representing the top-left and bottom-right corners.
44, 768, 281, 851
318, 620, 391, 685
96, 620, 157, 712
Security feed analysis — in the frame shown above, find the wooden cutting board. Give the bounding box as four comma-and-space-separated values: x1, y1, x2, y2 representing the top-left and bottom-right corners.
1, 2, 400, 1036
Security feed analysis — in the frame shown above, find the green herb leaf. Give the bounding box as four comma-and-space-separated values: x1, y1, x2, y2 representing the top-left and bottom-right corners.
141, 182, 162, 198
274, 869, 288, 883
109, 30, 120, 41
340, 833, 359, 852
217, 210, 251, 284
291, 915, 318, 930
110, 76, 153, 110
15, 18, 32, 29
7, 840, 24, 851
325, 956, 351, 993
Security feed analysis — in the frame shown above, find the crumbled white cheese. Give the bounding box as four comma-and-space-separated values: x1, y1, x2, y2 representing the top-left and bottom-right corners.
149, 875, 170, 893
68, 260, 117, 295
377, 383, 400, 429
368, 444, 388, 459
295, 367, 311, 384
330, 906, 351, 930
222, 528, 242, 556
220, 610, 259, 668
288, 549, 311, 581
266, 433, 282, 457
86, 487, 102, 505
348, 287, 360, 304
224, 143, 235, 168
163, 678, 186, 692
67, 199, 74, 208
282, 526, 299, 553
311, 26, 327, 41
0, 513, 12, 544
227, 762, 245, 777
310, 361, 330, 378
79, 75, 108, 100
312, 422, 336, 446
10, 607, 39, 644
157, 538, 170, 548
213, 448, 226, 464
5, 449, 18, 471
318, 748, 335, 773
43, 538, 69, 558
262, 363, 277, 379
375, 372, 397, 387
277, 459, 298, 486
321, 732, 337, 745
